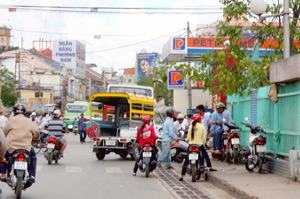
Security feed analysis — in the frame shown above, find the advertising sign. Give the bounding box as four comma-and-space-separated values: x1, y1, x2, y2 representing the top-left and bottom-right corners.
173, 37, 186, 50
167, 69, 184, 90
52, 40, 86, 77
136, 53, 158, 81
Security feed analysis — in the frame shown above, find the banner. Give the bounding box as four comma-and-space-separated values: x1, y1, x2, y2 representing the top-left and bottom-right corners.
136, 53, 158, 81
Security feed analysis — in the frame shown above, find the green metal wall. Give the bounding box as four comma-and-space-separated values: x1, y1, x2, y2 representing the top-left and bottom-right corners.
228, 82, 300, 157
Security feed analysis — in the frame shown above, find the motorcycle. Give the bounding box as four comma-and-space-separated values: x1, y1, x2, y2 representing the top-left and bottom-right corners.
186, 145, 208, 182
242, 121, 267, 173
171, 138, 188, 163
43, 136, 62, 165
223, 121, 241, 164
5, 149, 31, 199
138, 144, 157, 178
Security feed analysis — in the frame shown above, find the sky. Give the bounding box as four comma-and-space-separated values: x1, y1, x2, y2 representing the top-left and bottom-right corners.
0, 0, 224, 71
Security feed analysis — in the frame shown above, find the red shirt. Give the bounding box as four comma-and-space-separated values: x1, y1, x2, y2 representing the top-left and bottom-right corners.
135, 124, 157, 148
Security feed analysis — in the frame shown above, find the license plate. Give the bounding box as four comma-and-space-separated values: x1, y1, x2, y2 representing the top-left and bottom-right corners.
106, 140, 115, 146
47, 143, 55, 149
171, 148, 176, 156
14, 161, 28, 170
224, 139, 228, 145
143, 152, 152, 157
189, 153, 198, 160
231, 138, 240, 145
256, 145, 266, 153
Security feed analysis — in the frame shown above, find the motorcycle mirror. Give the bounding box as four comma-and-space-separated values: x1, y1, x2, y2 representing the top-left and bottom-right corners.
245, 117, 249, 122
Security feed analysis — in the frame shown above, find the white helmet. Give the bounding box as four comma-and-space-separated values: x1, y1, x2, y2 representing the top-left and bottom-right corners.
177, 113, 184, 120
53, 109, 61, 118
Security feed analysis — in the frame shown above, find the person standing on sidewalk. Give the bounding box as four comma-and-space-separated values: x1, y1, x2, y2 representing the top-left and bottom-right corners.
196, 105, 217, 172
157, 108, 177, 169
78, 113, 88, 143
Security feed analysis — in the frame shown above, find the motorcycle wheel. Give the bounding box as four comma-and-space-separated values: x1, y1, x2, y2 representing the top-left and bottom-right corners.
233, 148, 239, 164
145, 165, 150, 178
245, 160, 254, 172
96, 150, 106, 160
204, 172, 209, 181
15, 176, 23, 199
226, 151, 231, 164
257, 157, 264, 173
191, 164, 197, 182
132, 143, 139, 161
47, 152, 53, 165
120, 152, 128, 159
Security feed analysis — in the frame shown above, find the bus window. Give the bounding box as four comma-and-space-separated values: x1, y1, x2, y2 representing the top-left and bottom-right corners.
144, 104, 154, 111
132, 103, 142, 110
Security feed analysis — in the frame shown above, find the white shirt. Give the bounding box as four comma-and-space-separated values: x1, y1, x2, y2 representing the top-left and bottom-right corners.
201, 112, 211, 133
0, 115, 8, 130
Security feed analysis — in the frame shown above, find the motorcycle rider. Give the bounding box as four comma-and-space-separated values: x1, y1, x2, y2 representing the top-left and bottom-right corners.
46, 110, 67, 156
195, 105, 217, 171
157, 108, 177, 169
210, 102, 232, 154
3, 104, 39, 188
132, 115, 157, 176
173, 113, 186, 137
179, 114, 206, 181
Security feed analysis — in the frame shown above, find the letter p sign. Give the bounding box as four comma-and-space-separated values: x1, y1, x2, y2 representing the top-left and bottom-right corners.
173, 38, 185, 50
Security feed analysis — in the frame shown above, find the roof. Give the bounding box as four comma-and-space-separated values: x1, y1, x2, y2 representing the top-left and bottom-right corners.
85, 67, 103, 81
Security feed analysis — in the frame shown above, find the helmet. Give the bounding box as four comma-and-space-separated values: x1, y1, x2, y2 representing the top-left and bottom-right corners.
13, 104, 26, 115
142, 115, 151, 123
31, 112, 36, 117
166, 108, 175, 117
216, 102, 225, 109
192, 114, 201, 122
177, 113, 184, 120
53, 109, 61, 118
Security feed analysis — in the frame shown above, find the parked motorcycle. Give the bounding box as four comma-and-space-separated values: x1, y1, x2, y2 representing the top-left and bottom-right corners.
138, 144, 157, 177
242, 120, 267, 173
5, 149, 31, 199
223, 121, 241, 164
171, 139, 188, 163
43, 136, 62, 165
186, 145, 208, 182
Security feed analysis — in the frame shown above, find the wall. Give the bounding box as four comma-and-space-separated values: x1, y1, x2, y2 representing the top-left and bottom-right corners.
20, 89, 53, 110
173, 89, 212, 113
228, 82, 300, 157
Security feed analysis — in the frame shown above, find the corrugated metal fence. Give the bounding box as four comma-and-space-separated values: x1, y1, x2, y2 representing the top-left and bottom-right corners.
228, 82, 300, 157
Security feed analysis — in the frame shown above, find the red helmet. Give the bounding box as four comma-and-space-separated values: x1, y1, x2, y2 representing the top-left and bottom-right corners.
192, 114, 201, 122
142, 115, 151, 123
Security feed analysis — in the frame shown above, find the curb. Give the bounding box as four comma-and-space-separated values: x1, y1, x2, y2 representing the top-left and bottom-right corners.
207, 172, 258, 199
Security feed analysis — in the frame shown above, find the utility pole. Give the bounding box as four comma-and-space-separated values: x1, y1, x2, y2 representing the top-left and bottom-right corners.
283, 0, 290, 59
186, 21, 192, 110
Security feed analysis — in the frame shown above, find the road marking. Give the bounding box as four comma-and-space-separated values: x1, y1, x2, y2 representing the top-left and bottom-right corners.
65, 166, 82, 173
105, 167, 123, 174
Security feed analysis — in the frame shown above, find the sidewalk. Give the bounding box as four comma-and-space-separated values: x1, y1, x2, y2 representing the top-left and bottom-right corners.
174, 159, 300, 199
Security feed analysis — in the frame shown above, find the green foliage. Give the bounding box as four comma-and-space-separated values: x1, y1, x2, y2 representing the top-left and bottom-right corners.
181, 0, 300, 95
0, 67, 18, 107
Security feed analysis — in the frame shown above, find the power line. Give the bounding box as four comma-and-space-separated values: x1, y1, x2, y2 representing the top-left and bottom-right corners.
0, 4, 221, 10
86, 29, 185, 54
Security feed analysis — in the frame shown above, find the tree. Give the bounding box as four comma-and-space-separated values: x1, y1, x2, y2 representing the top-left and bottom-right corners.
184, 0, 300, 95
0, 67, 18, 107
137, 66, 173, 106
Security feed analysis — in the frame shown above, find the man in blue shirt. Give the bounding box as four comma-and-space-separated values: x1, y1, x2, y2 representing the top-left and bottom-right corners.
210, 102, 232, 153
158, 108, 177, 169
78, 113, 88, 143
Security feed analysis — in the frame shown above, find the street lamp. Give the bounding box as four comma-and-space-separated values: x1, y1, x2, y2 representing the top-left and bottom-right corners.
249, 0, 290, 59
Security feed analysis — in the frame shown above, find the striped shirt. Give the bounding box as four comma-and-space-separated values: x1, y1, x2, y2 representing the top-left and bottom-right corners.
47, 118, 65, 137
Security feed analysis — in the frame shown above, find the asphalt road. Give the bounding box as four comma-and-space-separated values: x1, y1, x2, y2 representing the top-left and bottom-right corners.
1, 134, 172, 199
1, 134, 234, 199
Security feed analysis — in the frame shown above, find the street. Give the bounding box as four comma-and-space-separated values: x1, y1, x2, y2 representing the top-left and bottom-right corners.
1, 134, 172, 199
1, 134, 233, 199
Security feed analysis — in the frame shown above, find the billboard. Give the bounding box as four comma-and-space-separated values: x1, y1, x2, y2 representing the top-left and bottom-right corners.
136, 52, 158, 81
52, 40, 86, 77
167, 69, 184, 90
